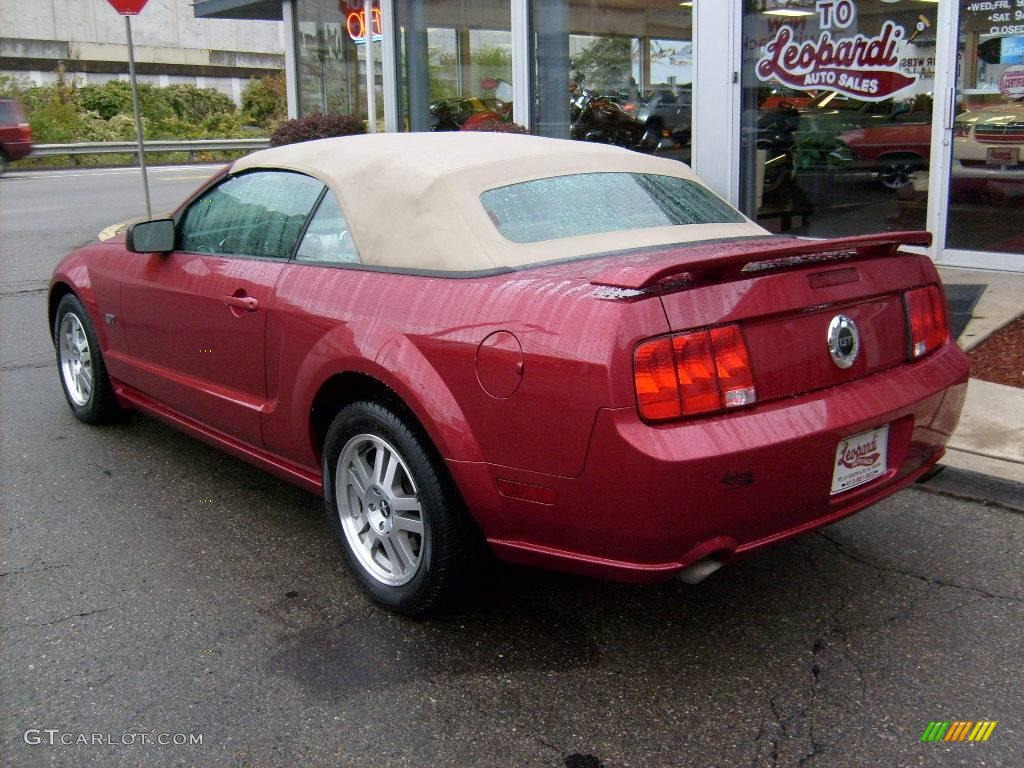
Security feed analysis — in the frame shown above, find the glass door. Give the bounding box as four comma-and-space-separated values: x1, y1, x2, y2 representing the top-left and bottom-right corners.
940, 0, 1024, 270
738, 0, 942, 238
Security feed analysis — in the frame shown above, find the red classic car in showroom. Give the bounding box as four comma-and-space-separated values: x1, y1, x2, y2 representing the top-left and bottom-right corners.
49, 133, 969, 614
836, 119, 932, 190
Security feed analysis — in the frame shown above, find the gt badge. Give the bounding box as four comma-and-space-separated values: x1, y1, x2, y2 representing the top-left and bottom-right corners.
827, 314, 859, 369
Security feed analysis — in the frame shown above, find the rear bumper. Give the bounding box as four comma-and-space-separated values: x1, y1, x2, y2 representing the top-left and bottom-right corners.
477, 343, 970, 582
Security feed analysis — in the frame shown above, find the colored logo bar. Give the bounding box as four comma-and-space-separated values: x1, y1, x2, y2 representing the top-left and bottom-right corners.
921, 721, 997, 742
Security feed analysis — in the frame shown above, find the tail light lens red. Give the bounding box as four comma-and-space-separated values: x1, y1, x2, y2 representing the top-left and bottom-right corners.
634, 336, 683, 420
710, 325, 757, 408
635, 324, 757, 421
672, 331, 719, 414
904, 285, 948, 360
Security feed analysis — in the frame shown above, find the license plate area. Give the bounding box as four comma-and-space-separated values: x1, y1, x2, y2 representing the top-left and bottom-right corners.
986, 146, 1020, 166
831, 425, 888, 495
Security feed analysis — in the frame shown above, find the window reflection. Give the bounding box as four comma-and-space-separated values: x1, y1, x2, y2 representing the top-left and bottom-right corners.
741, 1, 938, 236
946, 2, 1024, 254
297, 0, 382, 119
180, 173, 325, 260
395, 0, 513, 132
532, 1, 694, 163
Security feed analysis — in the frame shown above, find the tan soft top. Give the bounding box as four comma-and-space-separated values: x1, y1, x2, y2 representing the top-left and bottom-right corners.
231, 133, 767, 272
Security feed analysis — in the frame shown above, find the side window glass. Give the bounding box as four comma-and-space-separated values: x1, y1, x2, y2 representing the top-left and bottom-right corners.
295, 192, 360, 264
179, 171, 324, 259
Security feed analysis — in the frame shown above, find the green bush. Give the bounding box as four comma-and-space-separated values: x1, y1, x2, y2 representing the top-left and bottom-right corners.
0, 74, 31, 99
164, 84, 236, 121
28, 101, 87, 143
9, 71, 263, 147
78, 80, 173, 123
242, 73, 286, 128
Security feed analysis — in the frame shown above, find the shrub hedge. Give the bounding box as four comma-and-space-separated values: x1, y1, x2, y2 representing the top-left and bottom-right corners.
269, 112, 365, 146
0, 68, 286, 148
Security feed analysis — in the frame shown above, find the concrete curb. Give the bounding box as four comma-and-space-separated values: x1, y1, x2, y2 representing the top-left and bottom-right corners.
919, 466, 1024, 513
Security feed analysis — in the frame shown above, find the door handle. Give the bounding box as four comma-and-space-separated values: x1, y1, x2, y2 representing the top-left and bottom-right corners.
224, 295, 258, 312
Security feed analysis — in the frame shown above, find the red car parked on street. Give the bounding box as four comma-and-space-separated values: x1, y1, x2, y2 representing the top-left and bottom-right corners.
0, 98, 33, 174
49, 133, 969, 614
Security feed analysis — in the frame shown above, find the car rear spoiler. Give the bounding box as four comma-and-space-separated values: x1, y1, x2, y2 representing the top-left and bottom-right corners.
590, 231, 932, 290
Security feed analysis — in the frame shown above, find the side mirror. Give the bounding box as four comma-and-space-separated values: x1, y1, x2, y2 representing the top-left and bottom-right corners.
126, 217, 176, 253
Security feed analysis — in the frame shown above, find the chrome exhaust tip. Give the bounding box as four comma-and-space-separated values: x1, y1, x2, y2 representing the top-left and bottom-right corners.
676, 558, 724, 585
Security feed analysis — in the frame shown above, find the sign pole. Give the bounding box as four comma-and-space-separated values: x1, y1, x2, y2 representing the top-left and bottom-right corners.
364, 0, 377, 133
124, 14, 152, 219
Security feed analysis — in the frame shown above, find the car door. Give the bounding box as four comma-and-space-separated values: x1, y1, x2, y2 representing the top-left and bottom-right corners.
117, 170, 325, 446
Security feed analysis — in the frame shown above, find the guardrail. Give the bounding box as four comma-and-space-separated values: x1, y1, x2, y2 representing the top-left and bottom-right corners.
31, 138, 270, 159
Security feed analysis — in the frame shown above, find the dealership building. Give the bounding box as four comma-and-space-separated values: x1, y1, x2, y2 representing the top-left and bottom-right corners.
194, 0, 1024, 272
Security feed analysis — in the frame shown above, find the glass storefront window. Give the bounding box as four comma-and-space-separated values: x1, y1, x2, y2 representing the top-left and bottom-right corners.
740, 0, 939, 236
945, 2, 1024, 254
530, 1, 694, 163
297, 0, 383, 119
394, 0, 513, 132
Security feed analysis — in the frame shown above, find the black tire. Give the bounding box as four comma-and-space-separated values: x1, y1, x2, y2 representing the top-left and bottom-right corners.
322, 400, 483, 615
640, 119, 663, 150
877, 157, 921, 190
53, 294, 122, 424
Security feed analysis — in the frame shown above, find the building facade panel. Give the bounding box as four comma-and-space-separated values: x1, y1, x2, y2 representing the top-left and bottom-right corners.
2, 0, 285, 102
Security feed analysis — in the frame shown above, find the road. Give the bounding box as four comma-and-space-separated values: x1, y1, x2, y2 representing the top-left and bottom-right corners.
1, 166, 1022, 768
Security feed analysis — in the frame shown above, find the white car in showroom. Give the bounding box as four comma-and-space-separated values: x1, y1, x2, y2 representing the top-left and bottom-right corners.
952, 101, 1024, 198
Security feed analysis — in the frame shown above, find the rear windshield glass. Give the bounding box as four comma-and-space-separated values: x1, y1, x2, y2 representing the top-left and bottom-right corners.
0, 100, 23, 124
480, 172, 745, 244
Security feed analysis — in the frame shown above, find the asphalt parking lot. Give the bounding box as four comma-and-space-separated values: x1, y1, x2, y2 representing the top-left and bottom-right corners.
1, 166, 1022, 768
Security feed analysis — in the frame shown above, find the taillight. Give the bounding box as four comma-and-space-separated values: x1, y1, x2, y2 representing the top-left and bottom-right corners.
634, 324, 757, 421
710, 325, 757, 408
672, 331, 718, 415
904, 285, 948, 359
634, 336, 682, 420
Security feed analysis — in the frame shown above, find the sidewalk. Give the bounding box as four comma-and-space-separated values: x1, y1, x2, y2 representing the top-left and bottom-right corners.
936, 266, 1024, 488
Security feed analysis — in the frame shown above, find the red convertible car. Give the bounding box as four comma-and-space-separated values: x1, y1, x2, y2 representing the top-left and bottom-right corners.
50, 133, 968, 614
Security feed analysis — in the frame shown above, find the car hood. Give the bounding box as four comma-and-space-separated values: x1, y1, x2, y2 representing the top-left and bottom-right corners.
956, 102, 1024, 128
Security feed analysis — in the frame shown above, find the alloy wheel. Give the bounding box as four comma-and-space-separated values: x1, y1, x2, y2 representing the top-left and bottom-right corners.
879, 162, 915, 190
59, 313, 93, 407
335, 433, 425, 586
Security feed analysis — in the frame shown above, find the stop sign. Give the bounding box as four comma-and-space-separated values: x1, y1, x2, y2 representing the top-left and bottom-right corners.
106, 0, 149, 15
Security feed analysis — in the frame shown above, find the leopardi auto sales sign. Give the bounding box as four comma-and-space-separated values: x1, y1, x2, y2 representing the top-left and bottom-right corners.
756, 0, 918, 102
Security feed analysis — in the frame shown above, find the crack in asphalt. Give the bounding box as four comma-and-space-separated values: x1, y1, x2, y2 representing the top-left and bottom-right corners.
796, 651, 824, 768
0, 359, 56, 372
0, 287, 48, 298
750, 695, 783, 768
814, 530, 1021, 602
0, 562, 73, 578
914, 482, 1024, 515
2, 608, 110, 631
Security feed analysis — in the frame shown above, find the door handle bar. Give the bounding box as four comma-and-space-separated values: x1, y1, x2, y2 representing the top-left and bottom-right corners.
224, 295, 258, 312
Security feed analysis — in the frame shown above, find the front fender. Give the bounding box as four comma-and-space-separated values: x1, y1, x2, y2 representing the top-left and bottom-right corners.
49, 248, 104, 344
